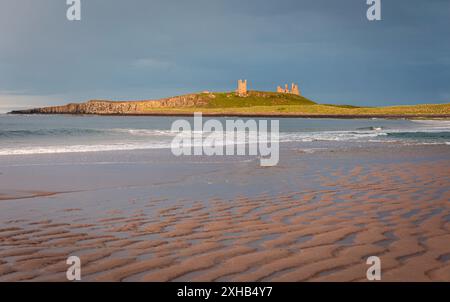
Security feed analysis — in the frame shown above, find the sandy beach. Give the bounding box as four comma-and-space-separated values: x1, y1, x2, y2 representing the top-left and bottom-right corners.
0, 142, 449, 282
2, 0, 450, 289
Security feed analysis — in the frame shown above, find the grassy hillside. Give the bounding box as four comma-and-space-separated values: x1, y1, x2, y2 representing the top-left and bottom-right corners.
139, 95, 450, 117
200, 91, 316, 108
11, 90, 450, 117
142, 91, 447, 116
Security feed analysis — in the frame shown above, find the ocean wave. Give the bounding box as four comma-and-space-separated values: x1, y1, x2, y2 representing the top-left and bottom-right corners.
411, 120, 450, 129
356, 126, 384, 131
0, 128, 108, 138
386, 132, 450, 139
0, 130, 389, 156
0, 142, 172, 156
0, 127, 208, 139
1, 124, 449, 156
279, 131, 388, 142
111, 129, 178, 136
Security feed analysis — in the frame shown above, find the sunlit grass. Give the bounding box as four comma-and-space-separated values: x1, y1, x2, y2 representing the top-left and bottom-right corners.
138, 91, 449, 116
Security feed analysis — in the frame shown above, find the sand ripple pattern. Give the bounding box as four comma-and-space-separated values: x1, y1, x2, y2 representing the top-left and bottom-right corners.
0, 160, 449, 282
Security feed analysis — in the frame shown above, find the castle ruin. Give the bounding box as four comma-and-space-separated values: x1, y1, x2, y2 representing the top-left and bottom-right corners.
236, 79, 248, 96
235, 79, 300, 97
277, 83, 300, 96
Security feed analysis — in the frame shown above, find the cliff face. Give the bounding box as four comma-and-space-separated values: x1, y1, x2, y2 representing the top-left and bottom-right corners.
8, 91, 317, 115
14, 102, 140, 115
10, 94, 212, 115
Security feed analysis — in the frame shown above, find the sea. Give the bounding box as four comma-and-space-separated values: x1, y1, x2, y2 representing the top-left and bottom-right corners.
0, 114, 449, 156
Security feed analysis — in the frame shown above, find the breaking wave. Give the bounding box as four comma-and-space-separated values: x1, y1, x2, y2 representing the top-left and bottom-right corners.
0, 119, 449, 156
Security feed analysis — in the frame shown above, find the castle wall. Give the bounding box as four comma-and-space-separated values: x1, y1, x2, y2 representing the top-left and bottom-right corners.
276, 82, 300, 95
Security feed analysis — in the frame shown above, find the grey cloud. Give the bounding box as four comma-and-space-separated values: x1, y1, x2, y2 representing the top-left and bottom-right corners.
0, 0, 449, 107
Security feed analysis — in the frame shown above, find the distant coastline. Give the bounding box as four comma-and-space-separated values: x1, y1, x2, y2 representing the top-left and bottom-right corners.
8, 90, 450, 119
1, 106, 29, 114
8, 112, 450, 120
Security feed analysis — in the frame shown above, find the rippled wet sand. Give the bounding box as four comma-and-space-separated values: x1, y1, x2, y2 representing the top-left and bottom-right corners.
0, 146, 449, 282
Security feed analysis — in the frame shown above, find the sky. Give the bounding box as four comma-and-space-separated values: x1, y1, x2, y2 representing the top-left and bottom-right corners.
0, 0, 449, 110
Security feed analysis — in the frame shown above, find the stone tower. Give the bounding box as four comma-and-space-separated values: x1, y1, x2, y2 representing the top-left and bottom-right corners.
237, 79, 248, 96
291, 83, 300, 96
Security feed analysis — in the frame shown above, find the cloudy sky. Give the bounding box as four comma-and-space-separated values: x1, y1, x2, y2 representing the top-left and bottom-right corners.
0, 0, 449, 110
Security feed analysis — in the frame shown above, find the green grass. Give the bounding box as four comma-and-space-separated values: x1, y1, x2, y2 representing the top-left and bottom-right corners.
136, 91, 449, 116
140, 102, 450, 116
201, 91, 316, 108
322, 104, 364, 109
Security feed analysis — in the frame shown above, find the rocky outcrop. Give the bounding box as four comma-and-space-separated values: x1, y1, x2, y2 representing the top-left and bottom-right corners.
10, 93, 213, 115
12, 101, 140, 115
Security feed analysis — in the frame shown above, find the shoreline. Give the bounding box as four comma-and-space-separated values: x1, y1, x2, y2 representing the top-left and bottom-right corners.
0, 144, 449, 281
7, 112, 450, 119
